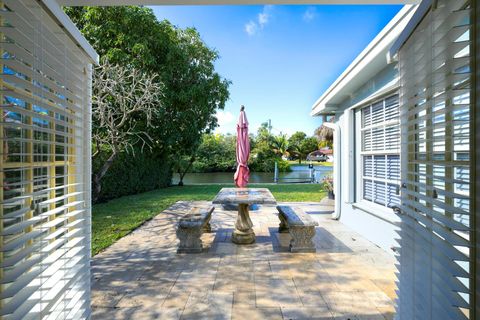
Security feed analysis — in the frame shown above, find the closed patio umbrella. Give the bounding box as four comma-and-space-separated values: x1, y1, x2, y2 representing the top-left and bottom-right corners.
234, 105, 250, 188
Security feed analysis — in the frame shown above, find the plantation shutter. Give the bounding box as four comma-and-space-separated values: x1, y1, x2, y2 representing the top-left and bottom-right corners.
396, 0, 474, 319
0, 1, 93, 319
360, 94, 401, 208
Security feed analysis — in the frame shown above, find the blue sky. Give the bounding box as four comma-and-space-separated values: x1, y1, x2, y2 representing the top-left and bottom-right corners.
151, 5, 402, 136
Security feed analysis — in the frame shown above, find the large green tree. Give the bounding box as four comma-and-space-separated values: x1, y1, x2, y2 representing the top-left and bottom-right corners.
65, 6, 230, 190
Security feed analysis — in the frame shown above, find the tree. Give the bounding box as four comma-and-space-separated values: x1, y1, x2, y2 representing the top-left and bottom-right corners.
249, 139, 277, 172
162, 27, 230, 181
66, 7, 230, 150
315, 117, 335, 150
288, 132, 319, 163
193, 134, 237, 173
271, 134, 289, 158
288, 131, 307, 148
256, 122, 273, 145
91, 60, 164, 201
288, 131, 307, 163
172, 154, 196, 187
315, 124, 334, 142
65, 6, 230, 190
299, 137, 320, 161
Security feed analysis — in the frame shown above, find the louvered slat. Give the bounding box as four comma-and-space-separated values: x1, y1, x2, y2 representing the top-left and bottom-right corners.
0, 1, 92, 319
396, 1, 473, 319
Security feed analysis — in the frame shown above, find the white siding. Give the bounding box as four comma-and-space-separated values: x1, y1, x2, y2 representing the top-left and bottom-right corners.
336, 94, 400, 255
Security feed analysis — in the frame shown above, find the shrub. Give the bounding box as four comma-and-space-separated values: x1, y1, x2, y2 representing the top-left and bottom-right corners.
191, 134, 237, 172
276, 159, 291, 172
94, 151, 172, 203
321, 176, 334, 192
249, 157, 290, 173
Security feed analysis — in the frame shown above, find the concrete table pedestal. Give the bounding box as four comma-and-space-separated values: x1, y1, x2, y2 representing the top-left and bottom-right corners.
232, 203, 255, 244
212, 188, 277, 245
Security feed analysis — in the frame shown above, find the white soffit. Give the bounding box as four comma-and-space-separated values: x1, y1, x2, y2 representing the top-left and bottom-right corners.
58, 0, 421, 5
42, 0, 99, 64
310, 4, 417, 116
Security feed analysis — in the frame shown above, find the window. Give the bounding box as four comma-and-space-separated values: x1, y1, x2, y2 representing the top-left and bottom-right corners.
358, 94, 400, 208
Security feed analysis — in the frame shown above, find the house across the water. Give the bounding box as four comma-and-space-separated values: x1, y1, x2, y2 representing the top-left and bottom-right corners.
307, 148, 333, 162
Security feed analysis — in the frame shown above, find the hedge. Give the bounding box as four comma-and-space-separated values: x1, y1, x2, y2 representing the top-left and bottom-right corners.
94, 151, 172, 203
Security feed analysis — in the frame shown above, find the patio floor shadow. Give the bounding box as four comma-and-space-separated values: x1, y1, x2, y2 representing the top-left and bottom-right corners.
91, 199, 396, 320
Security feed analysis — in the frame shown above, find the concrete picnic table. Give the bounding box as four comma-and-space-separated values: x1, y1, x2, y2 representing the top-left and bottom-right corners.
212, 188, 277, 244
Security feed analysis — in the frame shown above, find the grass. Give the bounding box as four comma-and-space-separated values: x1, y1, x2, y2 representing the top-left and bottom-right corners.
92, 184, 326, 255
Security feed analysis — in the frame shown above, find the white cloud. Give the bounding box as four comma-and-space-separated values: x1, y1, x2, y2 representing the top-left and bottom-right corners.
215, 110, 235, 134
245, 21, 258, 36
245, 5, 273, 36
303, 7, 316, 22
258, 12, 269, 27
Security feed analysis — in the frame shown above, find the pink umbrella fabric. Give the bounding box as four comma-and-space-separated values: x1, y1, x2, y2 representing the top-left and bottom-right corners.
234, 106, 250, 188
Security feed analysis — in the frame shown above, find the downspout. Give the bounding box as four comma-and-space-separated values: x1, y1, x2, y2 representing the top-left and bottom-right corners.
323, 122, 341, 220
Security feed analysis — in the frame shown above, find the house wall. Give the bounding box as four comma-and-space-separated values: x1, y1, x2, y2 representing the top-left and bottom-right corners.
333, 64, 400, 254
337, 63, 398, 110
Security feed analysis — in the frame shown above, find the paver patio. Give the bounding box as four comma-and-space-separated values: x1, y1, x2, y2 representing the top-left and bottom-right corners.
91, 199, 396, 320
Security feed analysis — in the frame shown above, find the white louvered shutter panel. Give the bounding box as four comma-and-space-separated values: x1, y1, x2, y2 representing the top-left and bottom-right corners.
0, 1, 92, 319
360, 94, 401, 209
396, 0, 473, 319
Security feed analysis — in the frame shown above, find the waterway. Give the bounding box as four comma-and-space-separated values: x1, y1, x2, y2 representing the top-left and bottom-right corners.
172, 164, 333, 184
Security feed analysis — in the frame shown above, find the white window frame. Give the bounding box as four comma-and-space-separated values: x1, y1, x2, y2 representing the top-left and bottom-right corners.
354, 93, 401, 216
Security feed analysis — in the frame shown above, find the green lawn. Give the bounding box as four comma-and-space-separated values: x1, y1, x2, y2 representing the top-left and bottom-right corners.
92, 184, 326, 255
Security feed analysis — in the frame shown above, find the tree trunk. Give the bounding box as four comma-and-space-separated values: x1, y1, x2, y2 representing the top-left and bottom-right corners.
93, 152, 117, 202
178, 156, 195, 186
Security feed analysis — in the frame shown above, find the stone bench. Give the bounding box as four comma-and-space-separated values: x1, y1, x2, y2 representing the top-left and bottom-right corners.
277, 205, 318, 253
176, 206, 214, 253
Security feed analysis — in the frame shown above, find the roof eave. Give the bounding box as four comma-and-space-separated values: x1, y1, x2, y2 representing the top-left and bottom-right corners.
388, 0, 432, 60
309, 104, 338, 116
42, 0, 99, 64
311, 4, 418, 117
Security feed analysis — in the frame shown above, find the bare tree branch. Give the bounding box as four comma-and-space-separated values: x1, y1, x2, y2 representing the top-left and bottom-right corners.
91, 60, 164, 200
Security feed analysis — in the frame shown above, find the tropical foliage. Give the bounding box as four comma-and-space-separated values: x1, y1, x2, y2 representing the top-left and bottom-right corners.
192, 134, 237, 173
182, 125, 320, 179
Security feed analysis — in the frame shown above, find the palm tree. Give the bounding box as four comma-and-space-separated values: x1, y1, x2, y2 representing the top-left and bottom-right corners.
315, 117, 335, 149
288, 137, 318, 164
315, 124, 334, 141
271, 134, 289, 158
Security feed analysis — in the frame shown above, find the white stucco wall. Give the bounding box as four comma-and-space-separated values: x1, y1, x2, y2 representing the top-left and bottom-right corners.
332, 64, 401, 254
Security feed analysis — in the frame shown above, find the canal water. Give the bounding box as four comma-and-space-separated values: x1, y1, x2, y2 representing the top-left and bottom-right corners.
172, 164, 333, 184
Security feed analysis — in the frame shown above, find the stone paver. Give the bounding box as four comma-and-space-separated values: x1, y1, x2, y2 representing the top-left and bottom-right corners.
91, 199, 396, 320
